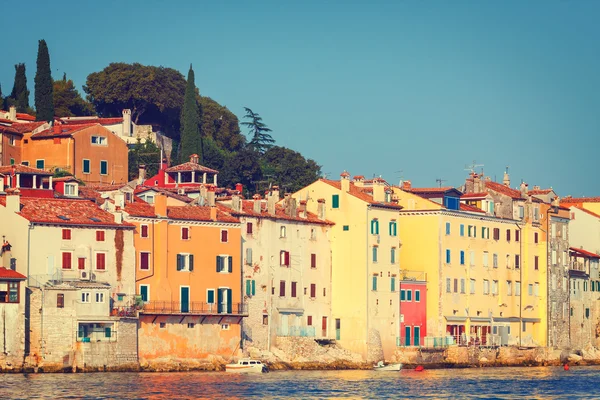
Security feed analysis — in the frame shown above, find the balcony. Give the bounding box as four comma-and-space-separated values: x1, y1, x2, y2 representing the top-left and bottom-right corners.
140, 301, 248, 316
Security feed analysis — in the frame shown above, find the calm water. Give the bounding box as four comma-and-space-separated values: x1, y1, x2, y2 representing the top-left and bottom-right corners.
1, 366, 598, 399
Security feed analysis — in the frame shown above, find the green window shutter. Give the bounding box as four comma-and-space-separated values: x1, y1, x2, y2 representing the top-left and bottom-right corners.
207, 290, 215, 304
415, 290, 420, 302
332, 194, 339, 209
370, 220, 374, 234
189, 255, 194, 271
78, 326, 84, 338
246, 280, 251, 295
105, 327, 112, 338
372, 276, 377, 291
216, 256, 221, 272
407, 290, 412, 301
400, 290, 406, 301
228, 256, 233, 273
140, 285, 148, 302
343, 225, 349, 231
100, 161, 108, 175
391, 278, 395, 292
227, 289, 232, 313
217, 290, 223, 313
376, 221, 379, 235
252, 280, 256, 295
176, 254, 183, 271
83, 159, 90, 173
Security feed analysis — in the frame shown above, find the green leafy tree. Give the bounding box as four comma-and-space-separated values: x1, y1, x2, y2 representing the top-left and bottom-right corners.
8, 63, 30, 113
34, 39, 54, 121
128, 138, 161, 181
179, 65, 202, 163
199, 96, 245, 152
54, 76, 95, 117
261, 146, 321, 193
84, 63, 186, 126
242, 107, 274, 153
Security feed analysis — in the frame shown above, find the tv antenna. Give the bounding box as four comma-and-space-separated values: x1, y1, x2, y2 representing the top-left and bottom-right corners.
464, 160, 484, 174
436, 178, 447, 188
395, 170, 404, 186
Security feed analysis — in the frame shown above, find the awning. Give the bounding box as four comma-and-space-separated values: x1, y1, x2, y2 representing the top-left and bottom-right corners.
445, 316, 467, 322
277, 308, 304, 314
494, 317, 520, 323
470, 317, 492, 323
522, 318, 541, 323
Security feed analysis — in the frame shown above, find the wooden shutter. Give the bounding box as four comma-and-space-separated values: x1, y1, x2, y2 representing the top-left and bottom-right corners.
251, 280, 255, 295
310, 284, 316, 298
62, 229, 71, 240
247, 223, 253, 234
291, 282, 297, 297
140, 285, 148, 302
515, 230, 520, 242
307, 316, 312, 326
221, 230, 228, 242
228, 256, 233, 273
246, 280, 251, 295
96, 231, 105, 241
141, 225, 148, 237
280, 281, 285, 297
62, 252, 71, 269
217, 289, 223, 313
207, 290, 215, 304
285, 251, 290, 267
140, 253, 149, 270
227, 289, 232, 313
246, 248, 253, 264
57, 293, 64, 308
182, 227, 189, 240
189, 254, 194, 271
78, 257, 85, 270
177, 254, 183, 271
96, 253, 105, 270
311, 254, 316, 269
216, 256, 221, 272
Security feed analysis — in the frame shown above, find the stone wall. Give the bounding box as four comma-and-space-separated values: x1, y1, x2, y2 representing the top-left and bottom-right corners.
0, 301, 26, 371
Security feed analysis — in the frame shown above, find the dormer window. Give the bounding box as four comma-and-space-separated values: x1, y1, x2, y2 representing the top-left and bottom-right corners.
64, 183, 78, 196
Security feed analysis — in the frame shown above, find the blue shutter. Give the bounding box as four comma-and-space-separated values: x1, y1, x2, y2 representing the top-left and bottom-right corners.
246, 280, 251, 295
176, 254, 183, 271
207, 290, 215, 304
446, 249, 451, 264
460, 224, 465, 236
140, 285, 148, 302
188, 255, 194, 271
372, 276, 377, 291
415, 290, 420, 302
400, 290, 406, 301
252, 280, 256, 295
227, 289, 232, 313
228, 256, 233, 273
460, 251, 465, 265
332, 194, 339, 209
407, 290, 412, 301
216, 256, 221, 272
391, 278, 396, 292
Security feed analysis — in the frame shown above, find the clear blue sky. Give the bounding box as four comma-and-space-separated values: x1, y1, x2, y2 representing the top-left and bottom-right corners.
3, 1, 599, 196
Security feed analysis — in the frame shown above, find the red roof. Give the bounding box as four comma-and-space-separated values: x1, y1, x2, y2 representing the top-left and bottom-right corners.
135, 187, 193, 203
485, 181, 524, 200
569, 247, 600, 259
9, 122, 46, 134
320, 179, 402, 209
124, 203, 239, 223
0, 165, 52, 176
0, 125, 20, 135
31, 123, 97, 139
460, 203, 486, 213
405, 186, 454, 194
230, 200, 334, 225
165, 162, 219, 174
561, 197, 600, 205
16, 113, 36, 121
0, 197, 129, 227
461, 192, 489, 199
0, 267, 26, 280
528, 189, 553, 195
61, 117, 123, 125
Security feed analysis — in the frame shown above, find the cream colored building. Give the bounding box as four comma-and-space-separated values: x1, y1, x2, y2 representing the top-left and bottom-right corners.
293, 173, 402, 361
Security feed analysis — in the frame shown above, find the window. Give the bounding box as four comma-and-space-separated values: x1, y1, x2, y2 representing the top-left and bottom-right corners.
519, 206, 524, 219
515, 255, 520, 270
280, 251, 290, 267
188, 323, 195, 329
552, 250, 557, 266
460, 224, 465, 237
332, 194, 339, 209
453, 279, 458, 293
140, 285, 149, 302
372, 246, 378, 262
468, 225, 474, 237
140, 252, 150, 270
181, 227, 189, 240
506, 254, 511, 269
534, 207, 539, 221
445, 222, 451, 235
245, 280, 256, 296
221, 230, 229, 242
562, 225, 567, 240
310, 283, 316, 298
21, 161, 29, 166
562, 251, 568, 267
515, 230, 520, 242
493, 253, 498, 268
9, 158, 14, 165
483, 252, 489, 268
415, 290, 420, 302
279, 281, 286, 297
586, 308, 590, 319
62, 252, 72, 269
343, 225, 349, 231
389, 221, 397, 236
95, 253, 106, 270
492, 280, 498, 295
493, 228, 500, 241
246, 248, 253, 265
391, 277, 396, 292
8, 136, 15, 146
534, 256, 539, 270
551, 223, 556, 238
91, 136, 107, 145
216, 255, 232, 273
81, 292, 90, 303
280, 226, 286, 238
206, 289, 215, 304
310, 228, 316, 240
159, 322, 166, 329
446, 278, 451, 293
36, 159, 45, 170
64, 183, 77, 196
391, 247, 396, 264
483, 279, 489, 295
96, 230, 105, 242
534, 232, 538, 244
401, 289, 407, 301
307, 316, 313, 326
141, 225, 149, 238
370, 219, 379, 235
516, 281, 521, 296
311, 254, 317, 269
291, 281, 297, 297
246, 223, 253, 234
507, 281, 512, 296
372, 276, 378, 291
460, 278, 465, 293
528, 284, 533, 296
95, 292, 105, 303
460, 250, 465, 266
175, 253, 194, 272
100, 160, 108, 176
57, 293, 64, 308
469, 251, 475, 267
82, 159, 91, 174
506, 229, 511, 242
78, 258, 85, 270
446, 249, 451, 264
62, 229, 71, 240
470, 279, 475, 294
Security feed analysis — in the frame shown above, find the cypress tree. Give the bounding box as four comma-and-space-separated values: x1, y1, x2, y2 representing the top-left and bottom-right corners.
179, 64, 202, 164
35, 39, 54, 121
10, 63, 30, 113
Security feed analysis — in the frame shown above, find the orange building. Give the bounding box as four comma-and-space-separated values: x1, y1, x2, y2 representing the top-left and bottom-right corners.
124, 193, 246, 368
21, 123, 128, 184
0, 122, 45, 166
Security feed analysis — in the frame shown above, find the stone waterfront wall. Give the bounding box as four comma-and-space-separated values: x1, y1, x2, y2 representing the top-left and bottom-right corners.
0, 302, 26, 371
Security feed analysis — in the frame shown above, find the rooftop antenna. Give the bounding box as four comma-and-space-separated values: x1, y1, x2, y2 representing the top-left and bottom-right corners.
395, 170, 404, 186
464, 160, 484, 174
322, 172, 331, 179
436, 178, 447, 188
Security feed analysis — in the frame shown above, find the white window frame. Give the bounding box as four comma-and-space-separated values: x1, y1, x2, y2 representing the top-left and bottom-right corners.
220, 229, 229, 243
9, 135, 15, 146
280, 226, 287, 238
100, 160, 108, 176
94, 251, 108, 271
81, 292, 91, 303
179, 253, 193, 272
140, 224, 149, 238
217, 255, 230, 273
181, 226, 190, 240
139, 284, 150, 303
64, 183, 77, 196
91, 135, 107, 145
82, 158, 91, 174
414, 290, 420, 302
95, 292, 105, 303
139, 251, 151, 271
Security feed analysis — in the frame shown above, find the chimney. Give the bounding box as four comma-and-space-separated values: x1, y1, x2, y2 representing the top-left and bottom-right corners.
207, 186, 216, 207
6, 192, 20, 213
122, 109, 132, 136
533, 185, 541, 190
317, 198, 326, 220
473, 173, 482, 193
190, 154, 199, 164
372, 178, 385, 202
283, 193, 292, 215
353, 175, 365, 188
161, 158, 168, 171
520, 182, 528, 197
503, 171, 510, 187
53, 122, 61, 135
551, 196, 560, 208
340, 171, 350, 192
267, 190, 276, 215
232, 193, 241, 212
137, 164, 146, 185
200, 185, 208, 202
253, 194, 262, 214
8, 106, 16, 121
114, 192, 125, 208
114, 212, 123, 224
271, 186, 280, 202
401, 180, 412, 191
155, 193, 167, 218
210, 206, 218, 221
235, 183, 243, 194
299, 200, 307, 219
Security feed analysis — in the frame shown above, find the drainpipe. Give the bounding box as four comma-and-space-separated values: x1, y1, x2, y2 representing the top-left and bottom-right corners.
27, 223, 33, 287
366, 204, 371, 360
515, 222, 522, 347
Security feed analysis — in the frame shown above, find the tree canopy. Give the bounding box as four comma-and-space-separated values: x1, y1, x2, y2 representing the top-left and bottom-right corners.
128, 138, 161, 181
179, 65, 202, 163
7, 63, 31, 113
261, 146, 321, 193
34, 39, 54, 121
53, 76, 94, 117
242, 107, 275, 153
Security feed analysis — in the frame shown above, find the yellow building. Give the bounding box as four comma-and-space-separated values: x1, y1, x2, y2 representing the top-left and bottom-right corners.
392, 182, 547, 347
293, 173, 402, 361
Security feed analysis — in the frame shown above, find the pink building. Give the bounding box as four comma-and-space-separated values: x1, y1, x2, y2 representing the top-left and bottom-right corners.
399, 279, 427, 346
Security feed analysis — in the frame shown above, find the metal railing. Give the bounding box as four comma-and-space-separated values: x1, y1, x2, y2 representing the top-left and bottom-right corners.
141, 301, 247, 315
110, 306, 138, 318
277, 326, 316, 338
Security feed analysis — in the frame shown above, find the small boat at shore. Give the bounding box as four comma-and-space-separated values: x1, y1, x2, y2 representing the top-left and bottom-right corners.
225, 359, 268, 373
373, 361, 402, 371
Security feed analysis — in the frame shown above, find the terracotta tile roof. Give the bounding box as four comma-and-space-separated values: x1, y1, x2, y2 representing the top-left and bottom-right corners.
460, 203, 486, 213
16, 113, 35, 121
43, 176, 79, 183
0, 165, 52, 176
9, 121, 46, 134
0, 125, 20, 135
125, 203, 239, 223
461, 192, 489, 199
61, 117, 123, 125
528, 189, 553, 195
561, 197, 600, 205
124, 203, 156, 217
485, 181, 524, 200
569, 247, 600, 259
229, 200, 334, 225
320, 179, 402, 209
86, 183, 129, 192
78, 187, 105, 204
164, 162, 218, 174
0, 118, 14, 124
0, 267, 26, 280
31, 123, 96, 139
405, 186, 454, 194
0, 197, 129, 227
135, 187, 193, 203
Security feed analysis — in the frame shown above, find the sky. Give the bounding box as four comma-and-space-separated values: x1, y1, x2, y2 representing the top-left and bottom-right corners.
2, 0, 599, 196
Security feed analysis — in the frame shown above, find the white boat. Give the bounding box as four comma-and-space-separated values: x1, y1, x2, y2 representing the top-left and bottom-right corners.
225, 358, 268, 373
373, 361, 402, 371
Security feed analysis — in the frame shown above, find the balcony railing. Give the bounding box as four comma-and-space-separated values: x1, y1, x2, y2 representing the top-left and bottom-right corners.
110, 306, 138, 318
140, 301, 248, 316
277, 326, 316, 338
